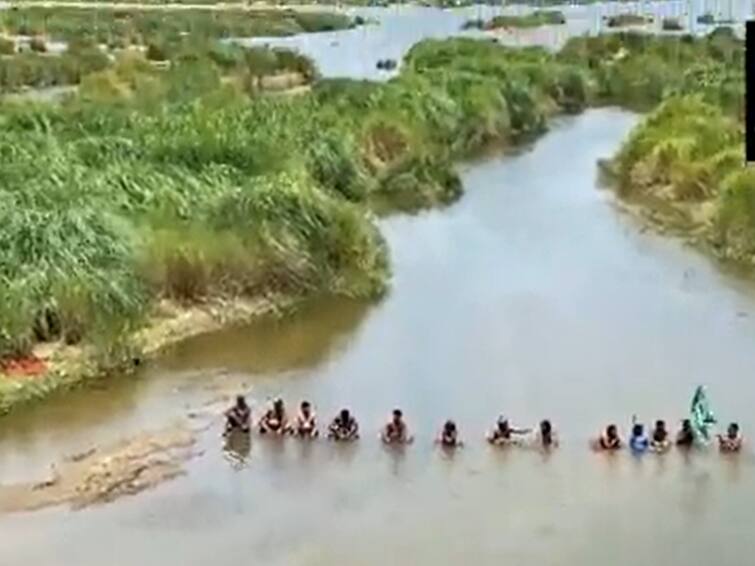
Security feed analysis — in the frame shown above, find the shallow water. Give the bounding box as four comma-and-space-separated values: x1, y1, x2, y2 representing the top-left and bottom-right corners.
2, 108, 755, 565
237, 1, 751, 79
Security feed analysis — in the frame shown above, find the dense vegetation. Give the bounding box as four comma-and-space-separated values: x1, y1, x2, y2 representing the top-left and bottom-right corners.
0, 34, 324, 93
661, 17, 683, 31
0, 6, 354, 92
463, 10, 566, 31
0, 7, 356, 45
605, 14, 650, 28
697, 13, 716, 25
559, 29, 743, 113
0, 39, 110, 92
590, 29, 748, 261
0, 25, 747, 411
0, 37, 593, 370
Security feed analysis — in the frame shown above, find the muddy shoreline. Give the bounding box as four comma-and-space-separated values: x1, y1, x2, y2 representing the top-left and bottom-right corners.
0, 294, 297, 416
599, 158, 755, 270
0, 419, 208, 513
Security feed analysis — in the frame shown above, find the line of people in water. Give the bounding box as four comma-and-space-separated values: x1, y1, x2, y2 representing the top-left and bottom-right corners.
592, 418, 743, 453
224, 396, 744, 453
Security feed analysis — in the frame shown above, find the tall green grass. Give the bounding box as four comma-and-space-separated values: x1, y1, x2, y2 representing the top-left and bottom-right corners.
558, 30, 743, 111
0, 30, 747, 378
0, 36, 592, 362
1, 7, 357, 44
602, 31, 747, 259
462, 10, 566, 30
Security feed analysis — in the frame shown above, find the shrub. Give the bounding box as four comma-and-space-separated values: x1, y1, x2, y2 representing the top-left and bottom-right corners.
662, 18, 683, 31
145, 42, 168, 61
0, 37, 15, 55
29, 37, 47, 53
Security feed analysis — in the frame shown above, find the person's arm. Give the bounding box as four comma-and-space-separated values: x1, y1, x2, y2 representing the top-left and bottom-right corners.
380, 424, 389, 441
328, 423, 339, 439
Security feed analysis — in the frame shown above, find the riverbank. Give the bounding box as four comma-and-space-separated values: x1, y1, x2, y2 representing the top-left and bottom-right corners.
559, 28, 747, 265
0, 5, 354, 93
5, 103, 755, 566
462, 10, 566, 31
0, 294, 296, 414
599, 102, 753, 266
1, 29, 746, 414
0, 420, 202, 513
0, 5, 359, 44
0, 36, 590, 413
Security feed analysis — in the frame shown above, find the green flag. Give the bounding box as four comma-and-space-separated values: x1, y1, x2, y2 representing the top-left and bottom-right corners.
690, 385, 716, 442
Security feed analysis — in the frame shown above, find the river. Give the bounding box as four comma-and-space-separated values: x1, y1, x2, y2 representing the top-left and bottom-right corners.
238, 1, 751, 79
2, 0, 755, 560
2, 106, 755, 564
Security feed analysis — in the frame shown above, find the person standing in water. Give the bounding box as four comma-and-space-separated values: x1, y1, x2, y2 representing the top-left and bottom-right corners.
293, 400, 318, 439
593, 424, 622, 451
436, 420, 463, 448
487, 416, 530, 446
381, 409, 413, 445
536, 419, 558, 449
328, 408, 359, 441
650, 420, 670, 452
224, 395, 251, 435
676, 419, 695, 448
259, 398, 291, 435
629, 422, 649, 454
717, 423, 743, 453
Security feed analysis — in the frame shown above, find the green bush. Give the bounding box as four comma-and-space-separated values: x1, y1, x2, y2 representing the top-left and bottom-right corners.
662, 18, 683, 31
697, 13, 715, 25
145, 42, 168, 61
0, 38, 15, 55
716, 169, 755, 256
478, 10, 566, 30
0, 31, 746, 366
1, 7, 355, 44
29, 37, 47, 53
605, 14, 648, 28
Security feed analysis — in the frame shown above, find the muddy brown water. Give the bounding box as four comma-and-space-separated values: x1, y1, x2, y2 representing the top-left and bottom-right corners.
2, 109, 755, 564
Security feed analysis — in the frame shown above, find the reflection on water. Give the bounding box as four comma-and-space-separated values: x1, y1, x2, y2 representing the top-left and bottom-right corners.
0, 296, 370, 483
222, 431, 252, 470
155, 296, 372, 375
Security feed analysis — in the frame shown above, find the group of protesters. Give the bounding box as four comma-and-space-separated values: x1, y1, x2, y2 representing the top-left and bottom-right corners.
224, 395, 743, 453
